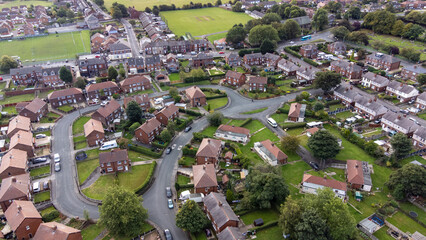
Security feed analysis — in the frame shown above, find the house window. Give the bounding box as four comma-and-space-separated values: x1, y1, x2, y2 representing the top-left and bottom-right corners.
107, 168, 113, 172
107, 163, 111, 166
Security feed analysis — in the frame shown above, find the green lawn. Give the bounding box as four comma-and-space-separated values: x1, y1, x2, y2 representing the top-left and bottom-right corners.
255, 226, 283, 240
285, 127, 305, 136
169, 73, 180, 82
399, 202, 426, 225
204, 97, 228, 111
73, 116, 91, 135
179, 156, 196, 167
177, 175, 190, 185
238, 127, 279, 165
77, 159, 99, 185
271, 113, 288, 126
387, 211, 426, 235
241, 209, 280, 225
0, 94, 34, 105
241, 119, 264, 133
328, 104, 346, 111
81, 224, 105, 240
104, 0, 215, 10
34, 191, 50, 203
207, 32, 227, 44
201, 125, 218, 137
0, 0, 52, 8
335, 111, 355, 120
160, 8, 252, 36
82, 164, 154, 200
281, 161, 311, 195
0, 31, 90, 62
236, 67, 245, 73
418, 112, 426, 121
1, 106, 17, 115
57, 105, 74, 113
30, 166, 50, 177
227, 119, 247, 127
242, 107, 268, 115
208, 69, 224, 75
40, 112, 61, 124
400, 155, 426, 166
33, 130, 51, 137
251, 128, 279, 142
373, 226, 394, 240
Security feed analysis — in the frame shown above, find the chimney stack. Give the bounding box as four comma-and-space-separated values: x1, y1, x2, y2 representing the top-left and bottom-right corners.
17, 205, 22, 212
11, 177, 16, 182
218, 201, 223, 206
52, 225, 57, 232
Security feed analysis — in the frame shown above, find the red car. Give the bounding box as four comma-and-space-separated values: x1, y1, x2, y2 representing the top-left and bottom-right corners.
0, 77, 3, 81
219, 51, 224, 54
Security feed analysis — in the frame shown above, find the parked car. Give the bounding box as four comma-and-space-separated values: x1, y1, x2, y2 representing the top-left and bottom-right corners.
43, 181, 49, 190
374, 119, 381, 124
54, 163, 61, 172
33, 182, 40, 193
219, 51, 224, 54
100, 100, 109, 106
168, 199, 174, 209
166, 147, 172, 155
54, 153, 60, 163
164, 229, 173, 240
309, 161, 320, 171
166, 187, 172, 198
32, 157, 47, 164
172, 144, 176, 149
184, 126, 192, 132
35, 134, 47, 139
75, 151, 87, 161
408, 99, 415, 105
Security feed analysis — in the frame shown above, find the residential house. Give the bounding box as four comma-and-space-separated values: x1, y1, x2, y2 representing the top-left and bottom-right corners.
401, 65, 426, 81
361, 72, 390, 92
346, 160, 372, 191
0, 174, 31, 212
126, 57, 145, 73
145, 55, 161, 72
7, 116, 31, 139
264, 53, 281, 68
85, 14, 101, 29
193, 164, 218, 194
0, 149, 28, 180
296, 66, 320, 85
123, 94, 150, 111
90, 33, 105, 53
91, 99, 122, 126
247, 76, 267, 92
243, 53, 263, 66
17, 98, 47, 122
381, 111, 419, 136
386, 80, 419, 103
165, 54, 179, 72
78, 56, 108, 78
333, 86, 362, 107
99, 148, 130, 173
330, 60, 362, 79
366, 53, 400, 71
85, 81, 119, 101
84, 119, 105, 147
196, 138, 222, 165
4, 200, 42, 240
215, 125, 250, 143
155, 71, 170, 86
9, 130, 34, 157
401, 1, 425, 9
127, 6, 140, 19
48, 88, 85, 108
105, 25, 118, 36
217, 227, 244, 240
191, 53, 213, 68
185, 86, 206, 107
413, 127, 426, 149
155, 104, 179, 126
135, 118, 162, 144
254, 139, 288, 166
108, 41, 132, 60
327, 41, 346, 55
224, 70, 245, 87
299, 44, 318, 59
301, 174, 347, 200
204, 192, 239, 233
306, 127, 319, 137
258, 1, 276, 8
33, 222, 82, 240
225, 53, 241, 67
416, 92, 426, 110
10, 66, 42, 85
288, 103, 306, 122
40, 66, 72, 86
278, 59, 299, 77
120, 76, 151, 94
249, 10, 265, 19
354, 98, 388, 120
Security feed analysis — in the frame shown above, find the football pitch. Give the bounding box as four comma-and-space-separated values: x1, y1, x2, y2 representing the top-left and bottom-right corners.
0, 0, 52, 8
103, 0, 215, 11
0, 31, 90, 62
160, 8, 253, 37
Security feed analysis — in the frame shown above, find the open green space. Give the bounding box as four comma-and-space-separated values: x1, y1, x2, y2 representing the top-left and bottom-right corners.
335, 111, 355, 120
169, 73, 180, 82
281, 161, 311, 195
241, 119, 264, 133
77, 159, 99, 185
271, 113, 288, 126
373, 226, 394, 240
0, 0, 52, 8
0, 31, 90, 62
285, 127, 305, 136
242, 107, 268, 115
0, 94, 34, 105
241, 209, 280, 225
177, 175, 190, 185
160, 8, 252, 36
104, 0, 214, 10
201, 125, 217, 137
207, 32, 227, 44
72, 116, 91, 135
82, 163, 154, 200
81, 224, 105, 240
399, 202, 426, 225
255, 226, 283, 239
57, 105, 74, 113
238, 125, 279, 165
38, 90, 54, 99
204, 97, 228, 111
30, 165, 50, 177
1, 106, 17, 115
387, 211, 426, 235
34, 191, 50, 203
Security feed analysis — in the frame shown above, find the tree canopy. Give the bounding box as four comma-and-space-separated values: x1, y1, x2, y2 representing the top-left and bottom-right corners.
313, 71, 341, 92
59, 66, 73, 83
386, 163, 426, 200
0, 55, 18, 73
390, 133, 412, 160
281, 135, 300, 152
126, 101, 142, 123
262, 13, 282, 24
260, 39, 277, 54
331, 26, 350, 40
176, 200, 209, 233
308, 130, 340, 161
279, 19, 301, 40
74, 77, 87, 89
207, 111, 224, 126
312, 8, 329, 31
363, 10, 396, 34
108, 66, 118, 81
248, 25, 280, 46
226, 24, 246, 45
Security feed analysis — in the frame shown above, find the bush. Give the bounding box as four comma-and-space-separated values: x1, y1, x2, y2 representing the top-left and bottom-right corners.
193, 132, 208, 142
129, 145, 161, 158
325, 100, 341, 107
303, 58, 319, 67
205, 94, 227, 100
238, 48, 261, 57
152, 141, 167, 149
129, 122, 141, 133
250, 220, 278, 231
284, 47, 302, 58
182, 145, 198, 157
282, 122, 307, 129
179, 108, 202, 117
42, 210, 60, 222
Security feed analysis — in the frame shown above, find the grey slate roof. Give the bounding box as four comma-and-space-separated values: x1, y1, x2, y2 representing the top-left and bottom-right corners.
331, 60, 362, 73
244, 52, 263, 60
356, 98, 388, 115
382, 111, 419, 132
145, 55, 160, 65
387, 80, 418, 94
10, 66, 42, 75
333, 86, 363, 102
278, 59, 299, 72
414, 127, 426, 140
109, 41, 131, 52
282, 16, 311, 26
204, 192, 239, 230
367, 53, 400, 64
403, 65, 426, 74
417, 92, 426, 102
127, 57, 144, 66
363, 72, 390, 87
264, 53, 280, 61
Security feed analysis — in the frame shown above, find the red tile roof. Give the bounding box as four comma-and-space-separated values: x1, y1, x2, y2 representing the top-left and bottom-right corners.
346, 160, 364, 185
193, 164, 217, 188
99, 149, 128, 164
23, 98, 46, 114
48, 87, 83, 100
85, 81, 118, 93
158, 104, 178, 118
217, 124, 250, 136
302, 174, 347, 191
185, 86, 206, 99
0, 173, 30, 202
137, 118, 161, 134
4, 200, 41, 232
7, 116, 31, 136
260, 139, 287, 162
196, 138, 222, 158
94, 99, 121, 118
120, 75, 150, 87
288, 103, 302, 118
33, 222, 82, 240
84, 119, 104, 137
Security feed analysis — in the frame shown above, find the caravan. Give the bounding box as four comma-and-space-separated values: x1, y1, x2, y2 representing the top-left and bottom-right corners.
99, 140, 118, 150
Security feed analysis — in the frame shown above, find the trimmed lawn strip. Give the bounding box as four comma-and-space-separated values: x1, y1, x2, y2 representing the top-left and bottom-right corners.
81, 224, 105, 240
75, 141, 87, 150
0, 94, 34, 105
242, 107, 268, 115
285, 127, 304, 136
242, 119, 264, 133
77, 159, 99, 185
30, 166, 50, 177
57, 105, 74, 113
128, 150, 154, 162
201, 126, 218, 137
204, 97, 228, 110
254, 226, 283, 239
241, 209, 279, 225
373, 226, 394, 240
2, 106, 17, 114
169, 73, 180, 82
34, 191, 50, 203
177, 175, 190, 185
335, 111, 355, 119
179, 156, 196, 167
73, 116, 91, 135
271, 113, 288, 125
398, 202, 426, 225
33, 130, 51, 137
387, 211, 426, 235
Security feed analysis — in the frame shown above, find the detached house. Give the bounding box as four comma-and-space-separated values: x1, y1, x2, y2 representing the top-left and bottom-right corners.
386, 80, 419, 103
7, 116, 31, 139
99, 149, 130, 173
123, 94, 150, 111
185, 86, 206, 107
9, 130, 34, 157
254, 139, 288, 166
413, 127, 426, 149
85, 81, 119, 101
215, 125, 250, 143
4, 200, 42, 240
346, 160, 372, 191
155, 104, 179, 125
84, 119, 105, 147
278, 59, 299, 77
91, 99, 122, 126
193, 164, 218, 194
288, 103, 306, 122
247, 76, 267, 92
18, 98, 47, 122
0, 149, 28, 180
330, 60, 362, 79
0, 174, 31, 212
333, 86, 362, 107
33, 222, 82, 240
354, 98, 388, 120
48, 88, 85, 108
225, 53, 241, 67
401, 65, 426, 81
120, 76, 151, 93
204, 192, 239, 233
196, 138, 222, 166
327, 41, 346, 55
299, 44, 318, 59
361, 72, 390, 92
243, 53, 263, 66
135, 118, 162, 145
224, 70, 246, 87
416, 92, 426, 110
366, 53, 400, 71
302, 174, 347, 200
381, 111, 419, 136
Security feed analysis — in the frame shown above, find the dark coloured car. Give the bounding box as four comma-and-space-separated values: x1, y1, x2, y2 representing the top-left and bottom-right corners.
32, 157, 47, 164
164, 229, 173, 240
309, 161, 320, 171
184, 126, 192, 132
166, 147, 172, 155
75, 151, 88, 161
166, 187, 172, 198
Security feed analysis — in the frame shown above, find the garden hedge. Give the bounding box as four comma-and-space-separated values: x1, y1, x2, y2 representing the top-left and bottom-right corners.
238, 48, 260, 57
129, 145, 162, 158
303, 58, 319, 67
206, 94, 227, 100
284, 47, 302, 58
325, 100, 341, 107
179, 108, 202, 117
135, 161, 157, 194
250, 221, 278, 231
239, 118, 252, 128
42, 210, 60, 222
282, 122, 307, 129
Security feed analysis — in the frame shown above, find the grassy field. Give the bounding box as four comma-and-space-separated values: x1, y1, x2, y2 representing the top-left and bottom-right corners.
204, 97, 228, 110
418, 112, 426, 120
242, 107, 268, 115
77, 159, 99, 185
0, 31, 90, 62
160, 8, 252, 36
207, 32, 227, 44
241, 209, 279, 225
72, 116, 91, 135
104, 0, 214, 10
387, 211, 426, 235
0, 0, 52, 8
34, 191, 50, 203
30, 165, 50, 177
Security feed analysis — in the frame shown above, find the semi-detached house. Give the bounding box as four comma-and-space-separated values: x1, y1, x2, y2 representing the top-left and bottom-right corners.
135, 118, 162, 145
366, 53, 400, 71
33, 222, 82, 240
416, 92, 426, 110
48, 88, 85, 108
401, 65, 426, 81
330, 60, 362, 79
123, 94, 150, 111
413, 127, 426, 149
296, 66, 319, 85
4, 200, 42, 240
193, 164, 218, 194
18, 98, 48, 122
85, 81, 119, 101
381, 111, 419, 136
354, 97, 388, 120
120, 75, 151, 94
9, 130, 34, 157
185, 86, 206, 107
84, 119, 105, 147
91, 99, 122, 126
155, 104, 179, 126
203, 192, 239, 233
224, 70, 246, 87
7, 116, 31, 139
386, 80, 419, 103
0, 149, 28, 180
278, 59, 299, 77
333, 86, 362, 107
99, 148, 130, 173
0, 174, 31, 212
196, 138, 222, 166
247, 76, 267, 92
361, 72, 390, 92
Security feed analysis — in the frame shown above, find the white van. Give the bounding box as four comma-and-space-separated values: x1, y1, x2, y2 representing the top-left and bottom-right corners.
33, 182, 40, 193
267, 118, 278, 128
99, 140, 118, 150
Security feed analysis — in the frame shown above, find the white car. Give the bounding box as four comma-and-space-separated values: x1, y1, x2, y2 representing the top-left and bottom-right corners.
100, 100, 108, 106
93, 99, 100, 103
54, 153, 60, 163
35, 134, 47, 139
172, 144, 176, 150
289, 41, 294, 44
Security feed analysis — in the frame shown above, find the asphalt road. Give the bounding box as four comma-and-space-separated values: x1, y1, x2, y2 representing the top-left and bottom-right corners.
121, 19, 141, 57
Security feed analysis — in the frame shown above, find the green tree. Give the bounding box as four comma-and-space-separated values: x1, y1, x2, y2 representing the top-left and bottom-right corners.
145, 7, 152, 13
119, 66, 126, 78
176, 200, 209, 233
226, 24, 246, 45
313, 71, 341, 92
167, 120, 176, 136
308, 130, 340, 162
99, 187, 148, 238
0, 55, 18, 73
279, 196, 302, 238
260, 39, 277, 54
280, 19, 301, 40
313, 102, 324, 112
347, 31, 369, 45
386, 164, 426, 200
159, 129, 172, 142
417, 74, 426, 85
402, 24, 424, 40
363, 10, 396, 34
232, 2, 243, 12
400, 47, 421, 62
280, 135, 300, 152
347, 6, 361, 19
126, 101, 142, 123
94, 0, 104, 6
59, 66, 73, 83
295, 208, 328, 240
207, 111, 224, 126
241, 164, 289, 210
391, 20, 405, 36
215, 0, 222, 5
390, 133, 412, 159
74, 77, 87, 89
169, 86, 178, 97
129, 20, 136, 26
248, 25, 280, 46
262, 13, 282, 24
108, 66, 118, 81
331, 26, 350, 40
226, 189, 235, 202
324, 1, 342, 13
129, 122, 141, 133
312, 8, 329, 31
111, 6, 123, 19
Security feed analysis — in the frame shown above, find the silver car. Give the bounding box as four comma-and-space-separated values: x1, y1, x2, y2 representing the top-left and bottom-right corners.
54, 163, 61, 172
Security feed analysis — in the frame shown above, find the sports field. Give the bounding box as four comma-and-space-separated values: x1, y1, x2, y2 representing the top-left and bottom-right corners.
161, 8, 252, 37
0, 31, 90, 62
103, 0, 214, 11
0, 0, 52, 8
